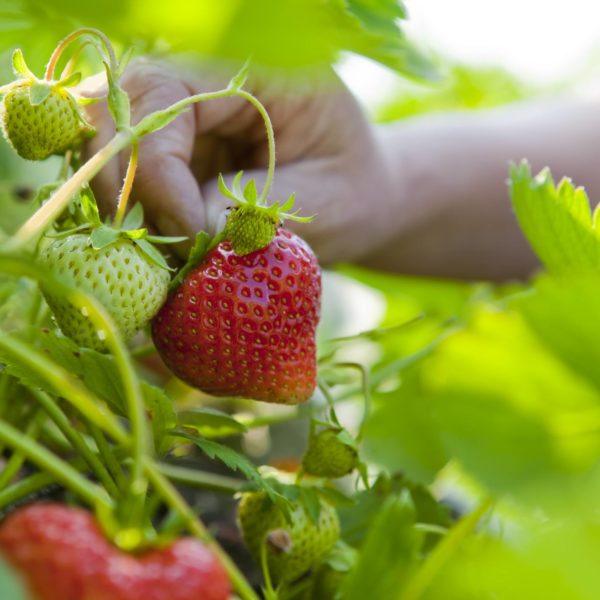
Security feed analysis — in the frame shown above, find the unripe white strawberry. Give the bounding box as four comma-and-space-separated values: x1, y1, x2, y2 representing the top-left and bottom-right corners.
38, 234, 170, 351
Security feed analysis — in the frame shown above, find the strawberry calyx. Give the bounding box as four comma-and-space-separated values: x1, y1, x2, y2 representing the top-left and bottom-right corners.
45, 199, 186, 272
2, 49, 95, 135
219, 170, 313, 256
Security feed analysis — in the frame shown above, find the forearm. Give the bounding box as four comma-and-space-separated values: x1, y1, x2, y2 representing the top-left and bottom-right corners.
360, 96, 600, 280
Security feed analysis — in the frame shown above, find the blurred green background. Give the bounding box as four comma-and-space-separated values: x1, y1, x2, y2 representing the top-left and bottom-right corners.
2, 1, 600, 598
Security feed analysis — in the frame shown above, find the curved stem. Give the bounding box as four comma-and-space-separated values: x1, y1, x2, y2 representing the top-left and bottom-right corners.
156, 463, 244, 494
6, 132, 131, 251
132, 86, 276, 201
331, 362, 371, 441
0, 472, 55, 510
0, 418, 112, 509
0, 332, 125, 443
45, 27, 118, 81
145, 463, 259, 600
0, 411, 43, 490
234, 89, 276, 201
88, 422, 128, 491
29, 388, 120, 499
400, 497, 494, 600
114, 142, 138, 227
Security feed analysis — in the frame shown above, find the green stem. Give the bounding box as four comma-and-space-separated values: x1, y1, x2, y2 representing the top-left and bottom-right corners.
157, 463, 244, 494
45, 27, 118, 80
399, 497, 494, 600
0, 258, 149, 521
113, 142, 138, 227
0, 418, 111, 509
234, 89, 276, 201
5, 132, 131, 250
29, 388, 120, 499
0, 472, 55, 510
145, 462, 259, 600
331, 362, 371, 441
0, 332, 124, 443
132, 86, 276, 201
88, 422, 128, 491
0, 411, 44, 490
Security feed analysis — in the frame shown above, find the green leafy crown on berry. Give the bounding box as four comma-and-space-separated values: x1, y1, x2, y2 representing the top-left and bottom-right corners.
219, 171, 313, 256
46, 191, 186, 272
1, 49, 93, 133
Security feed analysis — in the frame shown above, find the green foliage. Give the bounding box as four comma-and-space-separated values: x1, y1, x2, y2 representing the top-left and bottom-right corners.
341, 492, 421, 599
0, 0, 434, 78
510, 161, 600, 274
0, 559, 27, 600
377, 64, 530, 123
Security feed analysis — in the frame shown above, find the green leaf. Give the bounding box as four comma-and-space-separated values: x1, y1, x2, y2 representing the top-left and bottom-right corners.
227, 59, 250, 90
56, 71, 82, 88
28, 81, 51, 105
425, 307, 600, 494
338, 473, 450, 548
133, 238, 171, 270
145, 234, 188, 245
173, 430, 282, 504
79, 187, 101, 226
90, 225, 120, 250
177, 407, 247, 437
11, 48, 34, 79
509, 161, 600, 274
123, 228, 148, 240
518, 274, 600, 393
104, 61, 131, 130
121, 202, 144, 230
134, 103, 189, 138
35, 330, 126, 415
169, 231, 216, 291
243, 179, 258, 204
341, 492, 422, 600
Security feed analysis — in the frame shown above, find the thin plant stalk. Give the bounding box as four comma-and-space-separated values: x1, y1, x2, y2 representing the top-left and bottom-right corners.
113, 142, 138, 227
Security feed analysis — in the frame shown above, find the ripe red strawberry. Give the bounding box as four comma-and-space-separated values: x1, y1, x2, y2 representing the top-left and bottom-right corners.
0, 503, 230, 600
152, 227, 321, 404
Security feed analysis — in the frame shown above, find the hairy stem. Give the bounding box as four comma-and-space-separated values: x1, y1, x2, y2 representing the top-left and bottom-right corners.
145, 462, 259, 600
113, 142, 138, 227
45, 27, 118, 80
30, 388, 120, 499
234, 89, 276, 201
6, 132, 131, 250
0, 419, 111, 509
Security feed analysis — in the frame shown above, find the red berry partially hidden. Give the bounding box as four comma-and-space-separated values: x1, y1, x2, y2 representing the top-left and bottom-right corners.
152, 228, 321, 404
0, 503, 230, 600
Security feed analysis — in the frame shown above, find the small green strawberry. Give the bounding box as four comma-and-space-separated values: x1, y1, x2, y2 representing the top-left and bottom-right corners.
0, 50, 93, 161
302, 427, 359, 479
37, 201, 184, 351
38, 234, 169, 351
237, 490, 340, 584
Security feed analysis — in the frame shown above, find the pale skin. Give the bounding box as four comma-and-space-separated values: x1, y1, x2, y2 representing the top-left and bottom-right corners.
84, 58, 600, 280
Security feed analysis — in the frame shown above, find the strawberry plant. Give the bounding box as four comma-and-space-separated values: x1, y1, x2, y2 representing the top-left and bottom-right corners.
0, 7, 599, 600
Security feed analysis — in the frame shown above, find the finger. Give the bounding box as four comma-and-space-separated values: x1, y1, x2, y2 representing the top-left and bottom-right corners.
78, 74, 121, 214
120, 61, 206, 250
200, 157, 369, 264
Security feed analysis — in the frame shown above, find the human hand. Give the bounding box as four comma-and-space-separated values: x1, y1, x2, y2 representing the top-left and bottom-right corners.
83, 58, 393, 262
